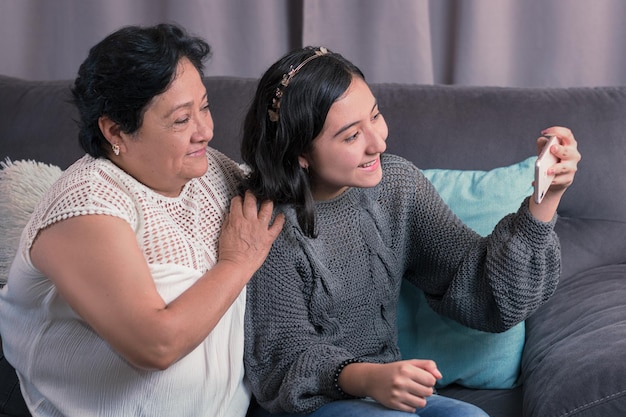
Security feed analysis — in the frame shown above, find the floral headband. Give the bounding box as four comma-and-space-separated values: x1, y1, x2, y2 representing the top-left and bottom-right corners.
268, 47, 329, 122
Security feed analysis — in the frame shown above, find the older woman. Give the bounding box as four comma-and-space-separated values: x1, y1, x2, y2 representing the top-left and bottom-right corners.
0, 23, 283, 417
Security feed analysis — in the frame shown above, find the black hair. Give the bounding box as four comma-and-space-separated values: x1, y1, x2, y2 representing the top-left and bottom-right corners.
240, 46, 365, 238
72, 23, 211, 158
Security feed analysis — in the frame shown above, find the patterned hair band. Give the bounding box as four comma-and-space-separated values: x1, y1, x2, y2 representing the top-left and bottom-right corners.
268, 47, 329, 122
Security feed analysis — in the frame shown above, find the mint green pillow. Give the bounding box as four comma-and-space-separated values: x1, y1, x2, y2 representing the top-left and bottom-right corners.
397, 156, 535, 389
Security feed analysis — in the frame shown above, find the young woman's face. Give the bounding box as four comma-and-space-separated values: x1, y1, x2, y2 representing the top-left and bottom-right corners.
300, 77, 388, 200
116, 57, 213, 197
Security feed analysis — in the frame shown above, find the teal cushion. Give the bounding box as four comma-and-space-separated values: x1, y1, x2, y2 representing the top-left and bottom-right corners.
397, 156, 535, 389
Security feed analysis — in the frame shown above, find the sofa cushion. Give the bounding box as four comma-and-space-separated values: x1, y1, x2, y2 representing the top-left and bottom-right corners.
520, 214, 626, 415
397, 157, 535, 389
0, 159, 62, 284
523, 264, 626, 416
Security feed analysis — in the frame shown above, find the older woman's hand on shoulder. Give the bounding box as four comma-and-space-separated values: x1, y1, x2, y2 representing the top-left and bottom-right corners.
217, 190, 285, 280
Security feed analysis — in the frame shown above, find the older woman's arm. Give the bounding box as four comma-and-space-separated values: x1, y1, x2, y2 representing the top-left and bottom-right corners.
30, 192, 283, 370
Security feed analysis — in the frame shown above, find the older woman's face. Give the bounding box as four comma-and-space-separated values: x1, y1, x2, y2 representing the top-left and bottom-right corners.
118, 57, 213, 197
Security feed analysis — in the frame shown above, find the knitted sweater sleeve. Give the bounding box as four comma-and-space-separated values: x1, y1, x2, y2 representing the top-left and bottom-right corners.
390, 155, 560, 332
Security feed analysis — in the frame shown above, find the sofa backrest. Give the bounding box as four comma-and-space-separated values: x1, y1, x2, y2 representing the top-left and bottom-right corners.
2, 74, 626, 232
372, 83, 626, 222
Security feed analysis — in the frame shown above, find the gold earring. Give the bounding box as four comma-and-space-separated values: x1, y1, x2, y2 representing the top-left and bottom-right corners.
112, 143, 120, 156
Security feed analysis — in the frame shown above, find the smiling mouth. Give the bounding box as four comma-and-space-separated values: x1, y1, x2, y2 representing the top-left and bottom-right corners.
187, 148, 206, 157
359, 158, 378, 168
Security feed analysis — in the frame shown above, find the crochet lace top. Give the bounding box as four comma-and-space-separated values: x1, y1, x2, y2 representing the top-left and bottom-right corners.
0, 148, 250, 417
244, 153, 560, 414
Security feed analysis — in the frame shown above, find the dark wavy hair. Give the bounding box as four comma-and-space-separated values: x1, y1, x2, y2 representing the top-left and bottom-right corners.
72, 23, 211, 158
240, 47, 365, 238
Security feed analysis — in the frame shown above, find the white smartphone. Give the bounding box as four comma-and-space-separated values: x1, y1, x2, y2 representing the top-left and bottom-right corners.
533, 135, 560, 204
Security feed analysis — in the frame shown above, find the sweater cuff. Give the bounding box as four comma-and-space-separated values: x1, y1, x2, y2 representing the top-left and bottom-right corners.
333, 358, 365, 399
518, 196, 557, 246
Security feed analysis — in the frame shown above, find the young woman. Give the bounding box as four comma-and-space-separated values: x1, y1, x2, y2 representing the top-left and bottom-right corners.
241, 47, 580, 416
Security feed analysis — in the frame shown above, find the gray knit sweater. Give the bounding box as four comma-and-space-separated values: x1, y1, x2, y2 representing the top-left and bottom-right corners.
244, 153, 560, 413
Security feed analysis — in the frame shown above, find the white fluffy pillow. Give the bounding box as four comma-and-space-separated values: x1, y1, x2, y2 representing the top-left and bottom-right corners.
0, 159, 63, 284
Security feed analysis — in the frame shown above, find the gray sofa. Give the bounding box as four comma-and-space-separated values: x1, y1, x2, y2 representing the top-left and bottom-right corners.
1, 74, 626, 417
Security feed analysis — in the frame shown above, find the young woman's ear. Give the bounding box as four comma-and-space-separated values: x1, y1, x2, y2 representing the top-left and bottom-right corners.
298, 155, 310, 171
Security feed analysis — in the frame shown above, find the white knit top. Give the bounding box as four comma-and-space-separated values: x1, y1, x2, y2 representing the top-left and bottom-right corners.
0, 148, 250, 417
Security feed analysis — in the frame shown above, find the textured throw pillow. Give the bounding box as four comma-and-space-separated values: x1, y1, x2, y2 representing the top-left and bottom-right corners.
397, 156, 535, 389
0, 159, 63, 284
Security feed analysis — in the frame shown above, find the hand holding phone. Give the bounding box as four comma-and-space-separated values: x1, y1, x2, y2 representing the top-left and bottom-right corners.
533, 135, 559, 204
